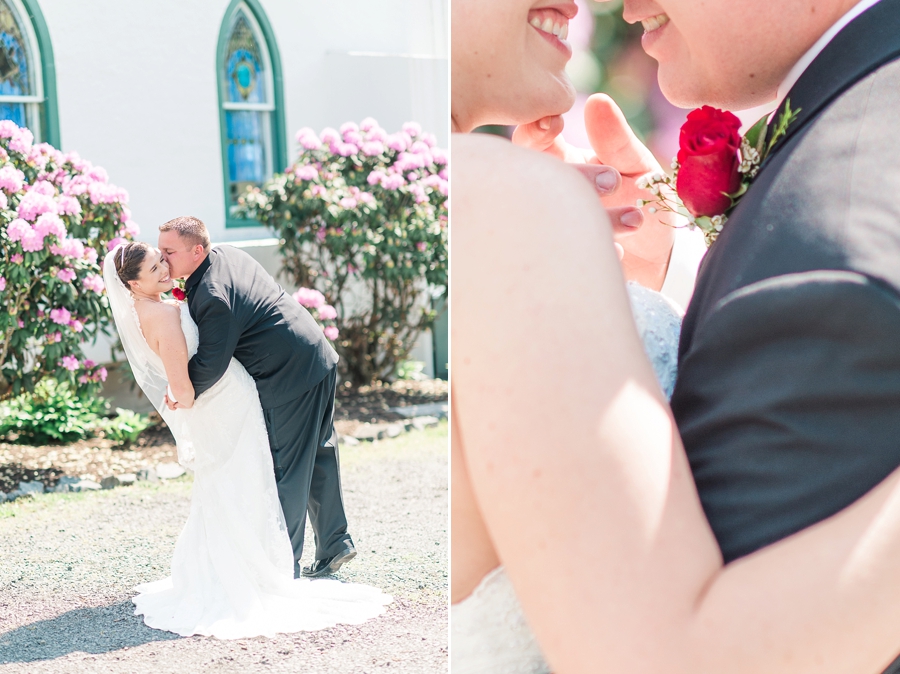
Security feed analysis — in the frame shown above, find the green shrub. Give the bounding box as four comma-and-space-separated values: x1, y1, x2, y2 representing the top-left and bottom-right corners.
97, 407, 151, 445
0, 121, 138, 400
236, 119, 448, 385
395, 360, 426, 381
0, 378, 105, 444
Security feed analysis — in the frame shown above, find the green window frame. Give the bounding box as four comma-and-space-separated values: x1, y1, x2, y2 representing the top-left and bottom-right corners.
0, 0, 59, 147
216, 0, 286, 228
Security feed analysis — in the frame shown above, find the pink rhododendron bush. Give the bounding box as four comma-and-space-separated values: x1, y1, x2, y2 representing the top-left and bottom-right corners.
237, 118, 448, 385
0, 121, 138, 399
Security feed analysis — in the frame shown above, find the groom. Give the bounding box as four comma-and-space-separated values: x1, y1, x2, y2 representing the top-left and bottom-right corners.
584, 0, 900, 669
158, 216, 357, 578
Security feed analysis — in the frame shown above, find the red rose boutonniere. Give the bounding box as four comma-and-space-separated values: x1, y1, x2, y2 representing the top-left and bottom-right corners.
171, 283, 186, 301
638, 101, 800, 246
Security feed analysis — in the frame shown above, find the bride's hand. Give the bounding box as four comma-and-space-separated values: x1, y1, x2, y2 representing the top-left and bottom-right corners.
513, 94, 678, 289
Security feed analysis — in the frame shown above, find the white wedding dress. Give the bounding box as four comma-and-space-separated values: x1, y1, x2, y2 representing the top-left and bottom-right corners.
450, 279, 688, 673
102, 251, 391, 640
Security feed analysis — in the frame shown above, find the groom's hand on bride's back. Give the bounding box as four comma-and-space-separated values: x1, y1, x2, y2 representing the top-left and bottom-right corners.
513, 94, 677, 289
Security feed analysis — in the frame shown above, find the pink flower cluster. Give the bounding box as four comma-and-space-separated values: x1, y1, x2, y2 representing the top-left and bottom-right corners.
48, 306, 84, 333
49, 237, 85, 260
17, 189, 56, 221
88, 182, 129, 205
77, 359, 108, 384
0, 120, 33, 154
296, 128, 321, 150
82, 273, 105, 294
0, 165, 24, 192
295, 165, 319, 182
56, 268, 76, 283
294, 287, 325, 309
50, 307, 71, 325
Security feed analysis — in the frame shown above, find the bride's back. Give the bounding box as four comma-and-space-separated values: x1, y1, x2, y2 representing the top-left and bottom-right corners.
133, 299, 184, 359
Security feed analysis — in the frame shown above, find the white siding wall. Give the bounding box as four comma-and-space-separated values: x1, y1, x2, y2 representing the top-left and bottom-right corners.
38, 0, 448, 244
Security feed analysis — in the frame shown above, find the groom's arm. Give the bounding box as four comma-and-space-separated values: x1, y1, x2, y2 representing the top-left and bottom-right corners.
671, 271, 900, 563
187, 295, 239, 399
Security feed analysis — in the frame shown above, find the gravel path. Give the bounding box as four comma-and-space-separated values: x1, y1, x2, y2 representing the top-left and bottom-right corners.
0, 424, 448, 673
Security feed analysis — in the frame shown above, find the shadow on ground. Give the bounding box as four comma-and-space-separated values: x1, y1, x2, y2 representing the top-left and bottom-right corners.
0, 599, 181, 664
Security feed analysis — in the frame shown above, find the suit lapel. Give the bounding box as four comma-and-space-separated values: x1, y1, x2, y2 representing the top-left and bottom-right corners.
763, 0, 900, 165
184, 253, 212, 304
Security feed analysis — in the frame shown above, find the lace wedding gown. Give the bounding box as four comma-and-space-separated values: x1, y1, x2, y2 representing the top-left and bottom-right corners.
450, 282, 684, 673
131, 303, 391, 639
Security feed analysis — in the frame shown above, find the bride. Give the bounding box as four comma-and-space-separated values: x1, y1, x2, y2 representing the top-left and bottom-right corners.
103, 242, 391, 639
452, 0, 900, 673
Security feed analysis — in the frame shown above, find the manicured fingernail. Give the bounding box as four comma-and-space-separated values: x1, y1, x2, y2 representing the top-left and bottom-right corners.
538, 117, 551, 130
620, 208, 643, 228
594, 167, 619, 194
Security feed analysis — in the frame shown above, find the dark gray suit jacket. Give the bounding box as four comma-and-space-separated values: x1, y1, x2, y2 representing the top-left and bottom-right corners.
672, 6, 900, 664
185, 245, 338, 409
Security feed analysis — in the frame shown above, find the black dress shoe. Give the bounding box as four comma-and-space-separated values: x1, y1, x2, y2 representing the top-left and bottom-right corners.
301, 549, 357, 577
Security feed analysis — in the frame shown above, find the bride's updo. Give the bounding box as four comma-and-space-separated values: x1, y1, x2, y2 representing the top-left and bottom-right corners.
114, 241, 152, 288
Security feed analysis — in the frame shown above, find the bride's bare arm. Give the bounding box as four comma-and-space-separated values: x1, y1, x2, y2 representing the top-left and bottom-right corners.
452, 133, 900, 674
137, 302, 195, 409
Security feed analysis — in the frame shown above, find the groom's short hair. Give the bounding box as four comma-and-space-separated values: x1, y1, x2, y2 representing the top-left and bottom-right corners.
159, 216, 211, 251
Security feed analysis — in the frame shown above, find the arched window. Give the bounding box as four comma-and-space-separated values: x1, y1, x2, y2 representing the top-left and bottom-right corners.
217, 0, 286, 227
0, 0, 58, 146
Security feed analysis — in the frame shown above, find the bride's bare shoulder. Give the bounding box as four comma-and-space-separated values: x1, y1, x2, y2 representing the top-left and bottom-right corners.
134, 299, 181, 336
452, 133, 600, 221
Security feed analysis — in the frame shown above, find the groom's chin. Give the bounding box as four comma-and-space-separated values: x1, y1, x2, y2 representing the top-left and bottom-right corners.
656, 68, 771, 111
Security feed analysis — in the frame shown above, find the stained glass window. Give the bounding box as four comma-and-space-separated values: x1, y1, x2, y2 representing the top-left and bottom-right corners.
221, 6, 274, 212
0, 0, 41, 139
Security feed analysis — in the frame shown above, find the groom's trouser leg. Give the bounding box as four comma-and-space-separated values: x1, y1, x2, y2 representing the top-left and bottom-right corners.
262, 369, 354, 576
306, 370, 355, 562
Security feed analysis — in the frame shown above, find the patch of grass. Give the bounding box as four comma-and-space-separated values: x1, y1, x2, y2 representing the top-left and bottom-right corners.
340, 420, 448, 470
0, 475, 193, 519
0, 421, 448, 515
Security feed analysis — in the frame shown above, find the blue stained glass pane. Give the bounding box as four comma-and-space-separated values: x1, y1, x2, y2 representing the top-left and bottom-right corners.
0, 101, 24, 126
226, 110, 266, 204
0, 2, 30, 96
225, 13, 267, 103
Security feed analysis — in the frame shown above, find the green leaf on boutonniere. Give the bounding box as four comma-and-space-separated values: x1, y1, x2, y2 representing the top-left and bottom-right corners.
729, 181, 750, 201
744, 114, 769, 157
767, 99, 801, 154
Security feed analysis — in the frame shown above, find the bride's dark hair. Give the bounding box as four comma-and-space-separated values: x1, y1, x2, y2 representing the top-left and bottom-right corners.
114, 241, 152, 287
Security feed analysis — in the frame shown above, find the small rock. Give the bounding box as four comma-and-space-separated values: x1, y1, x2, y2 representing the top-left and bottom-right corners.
6, 490, 32, 502
100, 475, 119, 490
0, 492, 7, 503
385, 424, 403, 438
389, 402, 448, 419
157, 463, 186, 480
18, 480, 44, 495
136, 467, 159, 482
412, 416, 440, 431
341, 435, 360, 447
72, 480, 101, 492
117, 473, 137, 486
353, 424, 385, 442
52, 476, 81, 493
